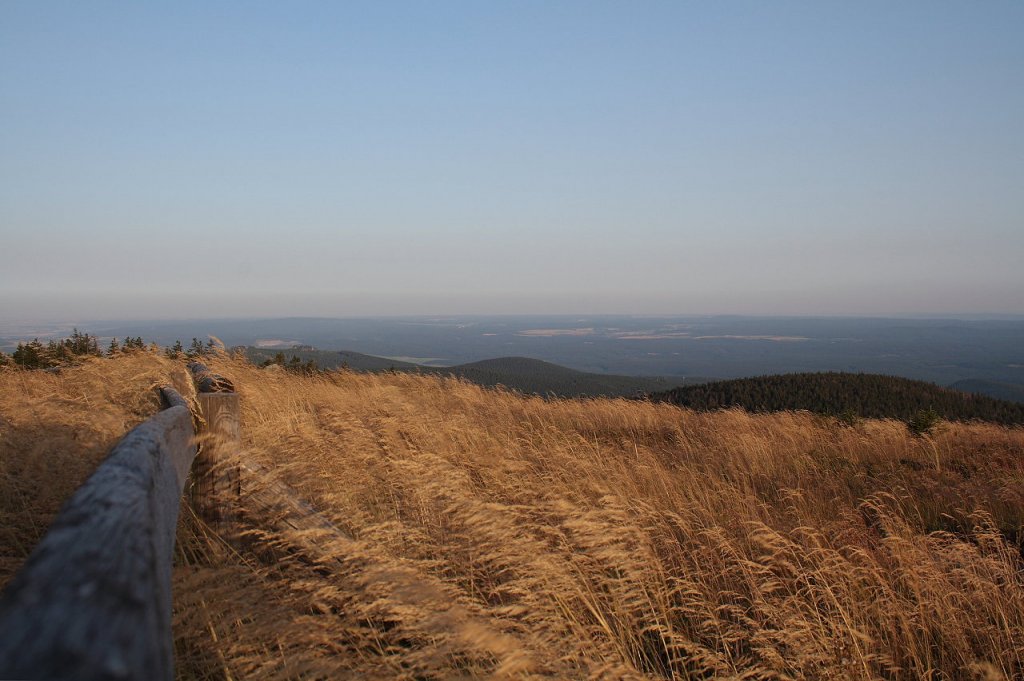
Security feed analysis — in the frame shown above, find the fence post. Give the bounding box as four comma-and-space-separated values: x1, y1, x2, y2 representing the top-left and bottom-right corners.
188, 363, 240, 543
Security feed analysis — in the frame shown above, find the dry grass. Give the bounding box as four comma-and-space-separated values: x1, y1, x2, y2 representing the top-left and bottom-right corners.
0, 352, 194, 588
3, 352, 1024, 679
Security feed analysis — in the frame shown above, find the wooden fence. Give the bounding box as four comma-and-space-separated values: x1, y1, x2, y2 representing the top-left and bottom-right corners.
0, 364, 240, 681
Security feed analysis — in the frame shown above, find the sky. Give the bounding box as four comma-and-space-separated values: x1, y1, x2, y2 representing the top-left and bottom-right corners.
1, 1, 1022, 321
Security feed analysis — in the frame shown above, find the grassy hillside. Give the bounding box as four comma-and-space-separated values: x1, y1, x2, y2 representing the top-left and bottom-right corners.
652, 371, 1024, 425
3, 354, 1024, 679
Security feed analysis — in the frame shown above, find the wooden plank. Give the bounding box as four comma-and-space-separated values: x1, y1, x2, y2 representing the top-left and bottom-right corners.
191, 392, 241, 540
0, 394, 197, 681
196, 392, 241, 444
238, 459, 349, 544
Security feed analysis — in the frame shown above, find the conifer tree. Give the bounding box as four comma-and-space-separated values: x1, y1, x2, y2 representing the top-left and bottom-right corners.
13, 339, 46, 368
187, 338, 205, 359
122, 336, 146, 351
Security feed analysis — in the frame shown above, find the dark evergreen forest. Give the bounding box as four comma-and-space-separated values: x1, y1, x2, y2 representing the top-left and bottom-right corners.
650, 372, 1024, 426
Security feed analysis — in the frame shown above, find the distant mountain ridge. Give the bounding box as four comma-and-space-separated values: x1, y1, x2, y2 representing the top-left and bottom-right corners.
949, 379, 1024, 405
244, 347, 1024, 421
650, 372, 1024, 425
243, 347, 693, 398
434, 357, 685, 398
245, 347, 420, 371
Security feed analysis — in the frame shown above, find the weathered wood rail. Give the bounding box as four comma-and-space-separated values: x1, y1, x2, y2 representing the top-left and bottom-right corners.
0, 362, 242, 681
0, 386, 197, 680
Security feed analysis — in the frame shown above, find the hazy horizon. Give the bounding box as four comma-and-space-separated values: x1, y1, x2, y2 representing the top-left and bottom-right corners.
5, 309, 1024, 328
3, 2, 1023, 320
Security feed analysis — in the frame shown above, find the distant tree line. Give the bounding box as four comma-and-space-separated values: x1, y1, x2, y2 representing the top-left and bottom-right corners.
0, 331, 226, 369
1, 330, 150, 369
650, 372, 1024, 427
164, 338, 218, 360
259, 352, 319, 375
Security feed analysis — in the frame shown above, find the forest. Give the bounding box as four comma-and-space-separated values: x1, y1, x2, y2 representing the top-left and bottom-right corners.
651, 371, 1024, 426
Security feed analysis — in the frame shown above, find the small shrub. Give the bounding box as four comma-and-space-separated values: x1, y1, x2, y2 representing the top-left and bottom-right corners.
836, 408, 861, 427
907, 408, 941, 436
165, 340, 184, 359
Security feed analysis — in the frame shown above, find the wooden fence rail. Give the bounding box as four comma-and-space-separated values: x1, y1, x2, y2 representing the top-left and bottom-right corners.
0, 385, 198, 681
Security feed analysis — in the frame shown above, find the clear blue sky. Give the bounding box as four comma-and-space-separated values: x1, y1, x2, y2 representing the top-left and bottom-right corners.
2, 1, 1022, 320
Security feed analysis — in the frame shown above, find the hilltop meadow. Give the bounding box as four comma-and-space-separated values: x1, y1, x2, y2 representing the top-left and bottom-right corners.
2, 350, 1023, 679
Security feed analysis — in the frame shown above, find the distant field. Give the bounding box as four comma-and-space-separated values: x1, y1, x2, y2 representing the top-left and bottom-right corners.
3, 352, 1023, 678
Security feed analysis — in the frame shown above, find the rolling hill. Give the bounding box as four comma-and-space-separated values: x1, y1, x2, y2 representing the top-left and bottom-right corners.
244, 347, 693, 398
431, 357, 685, 398
245, 347, 421, 372
651, 371, 1024, 425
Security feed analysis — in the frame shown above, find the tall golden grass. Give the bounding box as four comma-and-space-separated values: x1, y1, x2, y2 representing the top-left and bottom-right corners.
2, 352, 1023, 679
0, 352, 193, 587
